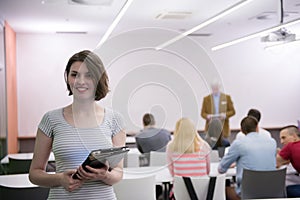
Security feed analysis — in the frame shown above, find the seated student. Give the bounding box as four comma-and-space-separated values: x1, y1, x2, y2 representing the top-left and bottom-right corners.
166, 118, 211, 199
135, 113, 172, 154
236, 108, 271, 140
218, 116, 277, 199
205, 118, 230, 157
135, 113, 171, 199
277, 125, 300, 198
166, 118, 211, 177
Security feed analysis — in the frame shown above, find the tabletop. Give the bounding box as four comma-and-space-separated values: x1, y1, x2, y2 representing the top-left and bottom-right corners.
0, 173, 38, 188
123, 166, 172, 184
1, 152, 55, 164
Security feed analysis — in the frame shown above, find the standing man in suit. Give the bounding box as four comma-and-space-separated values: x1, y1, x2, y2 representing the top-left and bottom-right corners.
201, 80, 235, 138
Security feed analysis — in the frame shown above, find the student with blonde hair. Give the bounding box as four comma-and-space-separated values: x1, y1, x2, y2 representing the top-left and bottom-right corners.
166, 118, 211, 177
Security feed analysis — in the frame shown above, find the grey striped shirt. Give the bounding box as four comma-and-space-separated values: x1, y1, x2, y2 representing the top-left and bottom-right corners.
38, 107, 124, 200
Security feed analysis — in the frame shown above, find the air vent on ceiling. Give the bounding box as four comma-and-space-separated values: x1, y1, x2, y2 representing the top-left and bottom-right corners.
187, 33, 212, 37
68, 0, 113, 6
56, 31, 87, 34
155, 11, 192, 20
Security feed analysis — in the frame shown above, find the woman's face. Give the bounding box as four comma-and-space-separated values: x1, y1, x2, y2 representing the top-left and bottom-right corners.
67, 61, 96, 101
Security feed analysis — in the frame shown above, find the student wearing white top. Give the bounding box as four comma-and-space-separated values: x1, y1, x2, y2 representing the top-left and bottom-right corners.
235, 108, 271, 140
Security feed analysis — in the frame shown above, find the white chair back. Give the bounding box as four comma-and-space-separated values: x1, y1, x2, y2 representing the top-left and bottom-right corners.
124, 152, 140, 167
210, 150, 220, 162
173, 174, 226, 200
149, 151, 167, 166
113, 174, 156, 200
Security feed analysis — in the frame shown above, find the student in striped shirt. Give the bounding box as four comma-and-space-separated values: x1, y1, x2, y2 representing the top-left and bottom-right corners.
29, 50, 126, 200
166, 118, 211, 177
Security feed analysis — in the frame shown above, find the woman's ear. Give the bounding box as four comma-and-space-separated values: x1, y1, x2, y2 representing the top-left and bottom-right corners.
64, 71, 68, 83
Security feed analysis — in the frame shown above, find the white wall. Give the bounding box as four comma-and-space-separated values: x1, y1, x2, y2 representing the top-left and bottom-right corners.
17, 33, 100, 136
16, 31, 300, 136
206, 38, 300, 130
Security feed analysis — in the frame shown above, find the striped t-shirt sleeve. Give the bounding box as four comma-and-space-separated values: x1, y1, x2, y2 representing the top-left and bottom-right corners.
111, 110, 125, 136
38, 111, 53, 138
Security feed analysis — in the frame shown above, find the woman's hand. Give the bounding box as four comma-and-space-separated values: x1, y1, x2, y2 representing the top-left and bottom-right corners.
60, 170, 84, 192
75, 165, 109, 181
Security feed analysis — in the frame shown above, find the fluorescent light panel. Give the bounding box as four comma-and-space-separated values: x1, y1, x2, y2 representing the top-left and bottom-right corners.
155, 0, 254, 50
96, 0, 134, 48
212, 17, 300, 51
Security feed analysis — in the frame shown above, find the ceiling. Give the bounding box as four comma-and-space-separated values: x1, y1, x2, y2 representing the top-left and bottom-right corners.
0, 0, 300, 49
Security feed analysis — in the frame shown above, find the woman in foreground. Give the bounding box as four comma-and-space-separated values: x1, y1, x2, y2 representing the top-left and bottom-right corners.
29, 50, 126, 199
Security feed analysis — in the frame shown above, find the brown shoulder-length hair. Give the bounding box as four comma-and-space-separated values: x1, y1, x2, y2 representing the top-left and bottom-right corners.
64, 50, 109, 101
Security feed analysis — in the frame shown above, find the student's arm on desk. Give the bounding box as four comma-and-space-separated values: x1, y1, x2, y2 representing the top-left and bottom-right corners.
276, 153, 290, 168
218, 142, 239, 173
29, 129, 83, 192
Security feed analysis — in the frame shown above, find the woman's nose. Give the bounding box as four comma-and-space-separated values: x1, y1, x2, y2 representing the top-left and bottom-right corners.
76, 75, 86, 84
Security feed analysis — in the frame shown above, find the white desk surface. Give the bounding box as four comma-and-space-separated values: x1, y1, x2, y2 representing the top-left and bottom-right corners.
0, 168, 169, 188
126, 136, 136, 144
0, 149, 140, 164
0, 173, 38, 188
127, 147, 141, 154
0, 165, 232, 189
210, 162, 236, 177
1, 152, 55, 164
123, 163, 236, 184
123, 166, 172, 184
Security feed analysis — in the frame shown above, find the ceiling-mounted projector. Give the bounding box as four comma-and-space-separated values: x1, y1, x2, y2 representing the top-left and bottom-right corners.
261, 28, 296, 42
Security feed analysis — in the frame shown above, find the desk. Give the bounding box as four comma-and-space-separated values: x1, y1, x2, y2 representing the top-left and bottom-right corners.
0, 173, 50, 200
1, 152, 55, 164
126, 136, 136, 144
124, 166, 172, 200
210, 162, 236, 177
123, 166, 172, 184
125, 136, 136, 148
0, 173, 37, 188
128, 147, 140, 154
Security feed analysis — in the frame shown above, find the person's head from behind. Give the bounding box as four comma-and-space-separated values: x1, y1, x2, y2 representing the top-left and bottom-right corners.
247, 108, 261, 122
171, 118, 200, 153
240, 116, 258, 135
280, 125, 300, 145
143, 113, 155, 127
207, 118, 223, 139
64, 50, 109, 101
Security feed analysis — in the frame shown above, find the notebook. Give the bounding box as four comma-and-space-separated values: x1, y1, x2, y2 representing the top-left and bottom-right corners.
72, 146, 130, 179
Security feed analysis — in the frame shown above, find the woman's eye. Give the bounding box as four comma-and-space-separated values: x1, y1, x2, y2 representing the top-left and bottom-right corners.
70, 73, 77, 77
85, 73, 92, 78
